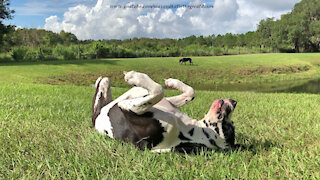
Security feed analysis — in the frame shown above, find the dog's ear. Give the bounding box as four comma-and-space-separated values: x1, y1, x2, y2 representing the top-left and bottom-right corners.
229, 99, 237, 109
123, 71, 128, 75
210, 99, 223, 113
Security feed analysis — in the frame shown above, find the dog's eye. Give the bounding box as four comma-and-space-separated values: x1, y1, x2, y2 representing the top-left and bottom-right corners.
217, 113, 223, 120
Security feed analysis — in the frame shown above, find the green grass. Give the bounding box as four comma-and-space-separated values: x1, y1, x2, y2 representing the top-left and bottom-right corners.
1, 53, 320, 179
1, 53, 320, 87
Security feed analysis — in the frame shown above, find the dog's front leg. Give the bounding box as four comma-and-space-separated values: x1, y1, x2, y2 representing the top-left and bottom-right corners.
164, 78, 195, 108
118, 71, 164, 115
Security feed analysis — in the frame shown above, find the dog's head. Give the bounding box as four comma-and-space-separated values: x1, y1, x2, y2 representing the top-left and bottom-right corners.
206, 99, 237, 122
203, 99, 237, 147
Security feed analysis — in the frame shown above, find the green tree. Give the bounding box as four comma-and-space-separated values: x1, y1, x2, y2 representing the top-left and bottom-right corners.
257, 18, 276, 49
224, 33, 237, 51
60, 31, 78, 45
0, 0, 14, 50
42, 31, 62, 47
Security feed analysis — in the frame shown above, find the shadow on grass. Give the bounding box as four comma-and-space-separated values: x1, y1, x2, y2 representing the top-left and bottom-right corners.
174, 133, 279, 155
275, 78, 320, 94
0, 59, 119, 66
232, 133, 280, 154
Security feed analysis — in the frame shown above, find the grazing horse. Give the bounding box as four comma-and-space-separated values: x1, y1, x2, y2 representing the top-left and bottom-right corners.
179, 58, 193, 65
92, 71, 237, 153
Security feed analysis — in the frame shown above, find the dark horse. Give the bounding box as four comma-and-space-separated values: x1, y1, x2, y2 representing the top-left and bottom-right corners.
179, 58, 193, 65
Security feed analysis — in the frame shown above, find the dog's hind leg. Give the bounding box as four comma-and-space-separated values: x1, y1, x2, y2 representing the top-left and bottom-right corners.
164, 78, 195, 108
118, 71, 164, 115
92, 77, 112, 126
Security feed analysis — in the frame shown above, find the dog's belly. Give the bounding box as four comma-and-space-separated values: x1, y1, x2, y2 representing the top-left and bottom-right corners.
95, 103, 172, 149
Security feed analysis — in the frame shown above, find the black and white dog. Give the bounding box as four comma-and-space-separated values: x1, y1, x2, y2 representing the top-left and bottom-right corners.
92, 71, 237, 152
179, 58, 193, 65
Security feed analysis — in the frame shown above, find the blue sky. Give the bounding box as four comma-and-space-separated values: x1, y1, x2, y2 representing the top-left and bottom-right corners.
6, 0, 96, 28
5, 0, 301, 40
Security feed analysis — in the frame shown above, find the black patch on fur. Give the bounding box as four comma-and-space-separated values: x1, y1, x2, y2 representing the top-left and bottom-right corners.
211, 122, 217, 127
191, 97, 195, 101
215, 127, 220, 135
188, 128, 194, 136
105, 130, 108, 135
179, 132, 191, 141
226, 107, 231, 115
202, 129, 210, 138
108, 104, 165, 150
139, 111, 154, 118
222, 120, 235, 147
220, 99, 225, 106
204, 121, 209, 127
209, 139, 217, 147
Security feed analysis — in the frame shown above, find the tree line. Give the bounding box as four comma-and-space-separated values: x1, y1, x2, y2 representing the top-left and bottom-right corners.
0, 0, 319, 62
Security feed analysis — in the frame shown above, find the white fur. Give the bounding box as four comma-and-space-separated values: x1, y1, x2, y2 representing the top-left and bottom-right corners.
95, 102, 116, 138
165, 78, 195, 107
118, 71, 164, 115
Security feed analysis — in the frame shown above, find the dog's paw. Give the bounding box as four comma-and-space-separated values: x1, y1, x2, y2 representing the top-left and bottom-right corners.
99, 77, 110, 90
165, 78, 182, 89
124, 71, 150, 87
118, 100, 134, 112
96, 77, 110, 98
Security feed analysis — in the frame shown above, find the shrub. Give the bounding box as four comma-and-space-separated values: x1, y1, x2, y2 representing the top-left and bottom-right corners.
11, 47, 28, 61
0, 53, 13, 62
23, 50, 41, 61
213, 47, 223, 56
53, 45, 76, 60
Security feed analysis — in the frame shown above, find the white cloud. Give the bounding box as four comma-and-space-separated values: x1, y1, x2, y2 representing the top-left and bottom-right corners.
44, 0, 301, 40
44, 16, 63, 31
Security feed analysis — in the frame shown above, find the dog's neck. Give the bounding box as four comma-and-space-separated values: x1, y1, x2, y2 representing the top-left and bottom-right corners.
177, 117, 230, 150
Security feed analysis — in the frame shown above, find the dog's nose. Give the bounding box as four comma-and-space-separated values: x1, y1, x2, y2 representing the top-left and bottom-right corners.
229, 99, 237, 108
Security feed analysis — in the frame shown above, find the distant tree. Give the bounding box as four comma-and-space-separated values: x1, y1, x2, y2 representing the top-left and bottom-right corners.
205, 34, 215, 47
257, 18, 276, 49
0, 0, 15, 50
237, 34, 246, 54
42, 31, 62, 47
195, 35, 207, 45
309, 21, 320, 51
224, 33, 237, 51
257, 0, 320, 52
214, 35, 224, 48
60, 31, 78, 45
243, 31, 257, 48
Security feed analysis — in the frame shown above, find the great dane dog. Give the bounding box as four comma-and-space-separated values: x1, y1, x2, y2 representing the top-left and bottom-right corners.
179, 57, 193, 65
92, 71, 237, 152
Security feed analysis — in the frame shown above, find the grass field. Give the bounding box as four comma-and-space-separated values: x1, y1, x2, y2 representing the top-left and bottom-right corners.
1, 53, 320, 179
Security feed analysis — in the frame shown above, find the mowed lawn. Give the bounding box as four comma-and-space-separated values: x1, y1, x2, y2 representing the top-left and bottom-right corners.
1, 53, 320, 87
1, 53, 320, 179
